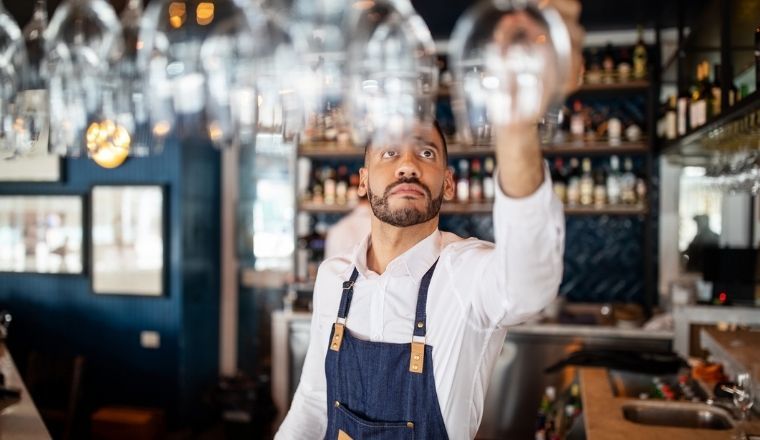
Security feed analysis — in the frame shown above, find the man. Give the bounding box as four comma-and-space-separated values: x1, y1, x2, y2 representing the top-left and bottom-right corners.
277, 2, 584, 438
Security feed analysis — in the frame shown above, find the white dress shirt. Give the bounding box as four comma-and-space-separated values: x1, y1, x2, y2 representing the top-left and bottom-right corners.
276, 167, 565, 440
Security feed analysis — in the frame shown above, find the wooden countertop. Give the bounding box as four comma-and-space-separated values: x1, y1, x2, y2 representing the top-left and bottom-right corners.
700, 328, 760, 377
580, 367, 760, 440
0, 344, 51, 439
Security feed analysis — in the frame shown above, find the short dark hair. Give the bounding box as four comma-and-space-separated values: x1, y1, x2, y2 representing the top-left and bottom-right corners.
364, 120, 449, 164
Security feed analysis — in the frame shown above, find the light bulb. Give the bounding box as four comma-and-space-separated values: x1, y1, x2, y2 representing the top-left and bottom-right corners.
345, 0, 438, 147
45, 0, 123, 157
86, 119, 130, 168
201, 2, 298, 149
13, 0, 48, 158
449, 0, 571, 145
0, 0, 26, 159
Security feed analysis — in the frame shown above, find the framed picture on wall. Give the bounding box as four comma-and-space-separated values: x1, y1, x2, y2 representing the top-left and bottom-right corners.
0, 123, 61, 182
0, 195, 84, 274
90, 185, 166, 296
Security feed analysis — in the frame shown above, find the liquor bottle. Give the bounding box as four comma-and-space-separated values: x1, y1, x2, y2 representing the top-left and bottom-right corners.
635, 167, 647, 204
457, 159, 470, 203
586, 48, 603, 84
470, 158, 483, 202
756, 25, 760, 89
483, 157, 495, 201
700, 61, 713, 119
551, 157, 567, 204
677, 88, 690, 136
593, 166, 607, 207
633, 26, 648, 79
617, 48, 632, 82
347, 173, 360, 205
566, 158, 581, 206
602, 42, 616, 83
608, 115, 622, 146
710, 64, 722, 116
570, 100, 585, 141
335, 165, 349, 205
665, 95, 677, 140
579, 158, 594, 206
607, 155, 622, 205
621, 157, 637, 204
323, 166, 337, 205
689, 63, 706, 129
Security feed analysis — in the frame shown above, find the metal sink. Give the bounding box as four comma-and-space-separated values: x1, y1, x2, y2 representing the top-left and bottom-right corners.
622, 401, 735, 430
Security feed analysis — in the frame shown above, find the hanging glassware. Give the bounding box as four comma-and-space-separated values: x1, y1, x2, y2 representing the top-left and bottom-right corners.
201, 2, 298, 149
449, 0, 571, 146
0, 0, 26, 159
13, 0, 48, 158
93, 0, 155, 164
345, 0, 438, 147
45, 0, 122, 157
283, 0, 351, 146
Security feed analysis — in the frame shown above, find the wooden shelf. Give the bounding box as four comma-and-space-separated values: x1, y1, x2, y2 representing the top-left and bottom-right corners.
299, 140, 650, 159
542, 141, 650, 156
572, 80, 651, 95
299, 201, 648, 216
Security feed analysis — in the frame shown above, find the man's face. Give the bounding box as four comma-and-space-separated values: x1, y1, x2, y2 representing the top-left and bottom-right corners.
358, 124, 455, 228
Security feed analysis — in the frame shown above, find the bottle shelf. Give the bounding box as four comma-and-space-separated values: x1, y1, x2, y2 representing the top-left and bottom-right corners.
299, 140, 650, 159
572, 80, 651, 95
662, 91, 760, 159
299, 201, 648, 216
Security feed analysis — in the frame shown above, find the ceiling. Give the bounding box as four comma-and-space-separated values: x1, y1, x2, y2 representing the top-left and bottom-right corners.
3, 0, 713, 36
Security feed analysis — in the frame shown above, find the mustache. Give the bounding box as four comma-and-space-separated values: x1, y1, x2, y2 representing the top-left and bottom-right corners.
384, 177, 432, 199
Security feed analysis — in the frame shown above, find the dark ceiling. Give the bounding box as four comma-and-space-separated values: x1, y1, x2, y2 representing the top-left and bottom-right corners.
3, 0, 714, 39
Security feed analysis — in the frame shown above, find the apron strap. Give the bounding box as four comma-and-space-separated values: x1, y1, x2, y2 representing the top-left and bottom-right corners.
410, 259, 439, 374
331, 268, 360, 352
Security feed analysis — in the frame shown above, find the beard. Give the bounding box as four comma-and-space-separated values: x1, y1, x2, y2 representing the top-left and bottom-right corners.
367, 176, 444, 227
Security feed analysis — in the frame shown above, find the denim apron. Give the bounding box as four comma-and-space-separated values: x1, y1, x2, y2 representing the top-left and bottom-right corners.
324, 260, 449, 440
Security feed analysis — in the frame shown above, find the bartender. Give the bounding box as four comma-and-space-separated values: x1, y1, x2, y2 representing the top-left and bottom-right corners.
276, 1, 584, 438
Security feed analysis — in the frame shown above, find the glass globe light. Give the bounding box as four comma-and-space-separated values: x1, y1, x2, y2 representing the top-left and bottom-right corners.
45, 0, 122, 157
13, 0, 48, 158
0, 0, 26, 159
345, 0, 438, 146
449, 0, 571, 145
201, 3, 299, 149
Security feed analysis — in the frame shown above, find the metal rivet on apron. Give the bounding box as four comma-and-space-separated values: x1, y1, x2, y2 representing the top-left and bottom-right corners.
335, 401, 340, 407
412, 364, 418, 371
414, 355, 420, 361
417, 321, 424, 328
407, 422, 414, 429
331, 343, 338, 349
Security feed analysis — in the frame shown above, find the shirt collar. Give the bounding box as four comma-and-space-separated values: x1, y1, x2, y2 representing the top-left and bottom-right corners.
345, 229, 442, 281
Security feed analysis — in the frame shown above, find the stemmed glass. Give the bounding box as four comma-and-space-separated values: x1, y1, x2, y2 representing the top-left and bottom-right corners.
733, 372, 755, 440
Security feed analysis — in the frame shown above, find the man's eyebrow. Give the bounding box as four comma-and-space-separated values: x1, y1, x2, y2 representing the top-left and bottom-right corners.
411, 135, 440, 149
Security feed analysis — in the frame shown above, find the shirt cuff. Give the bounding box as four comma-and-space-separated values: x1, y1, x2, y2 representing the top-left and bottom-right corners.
493, 161, 561, 227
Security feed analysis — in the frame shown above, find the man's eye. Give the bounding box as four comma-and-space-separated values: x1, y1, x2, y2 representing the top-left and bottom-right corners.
382, 150, 398, 158
421, 149, 434, 158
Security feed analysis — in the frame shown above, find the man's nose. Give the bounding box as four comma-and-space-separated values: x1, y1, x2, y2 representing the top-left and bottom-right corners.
395, 151, 420, 179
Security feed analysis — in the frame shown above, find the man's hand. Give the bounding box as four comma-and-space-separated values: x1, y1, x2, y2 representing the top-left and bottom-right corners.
540, 0, 586, 95
495, 0, 584, 198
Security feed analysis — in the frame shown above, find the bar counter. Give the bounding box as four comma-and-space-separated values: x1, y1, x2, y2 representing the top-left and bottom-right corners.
0, 344, 50, 439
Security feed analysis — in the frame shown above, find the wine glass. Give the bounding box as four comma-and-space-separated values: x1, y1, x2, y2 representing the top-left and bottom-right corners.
45, 0, 122, 157
345, 0, 438, 148
0, 0, 26, 159
201, 2, 298, 149
733, 372, 754, 440
449, 0, 572, 146
13, 0, 47, 158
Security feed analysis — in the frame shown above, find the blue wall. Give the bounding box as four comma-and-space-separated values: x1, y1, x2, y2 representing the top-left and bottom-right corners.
0, 139, 220, 427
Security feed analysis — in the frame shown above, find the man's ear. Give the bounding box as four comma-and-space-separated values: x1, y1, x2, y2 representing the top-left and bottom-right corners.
358, 167, 368, 197
443, 166, 455, 201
